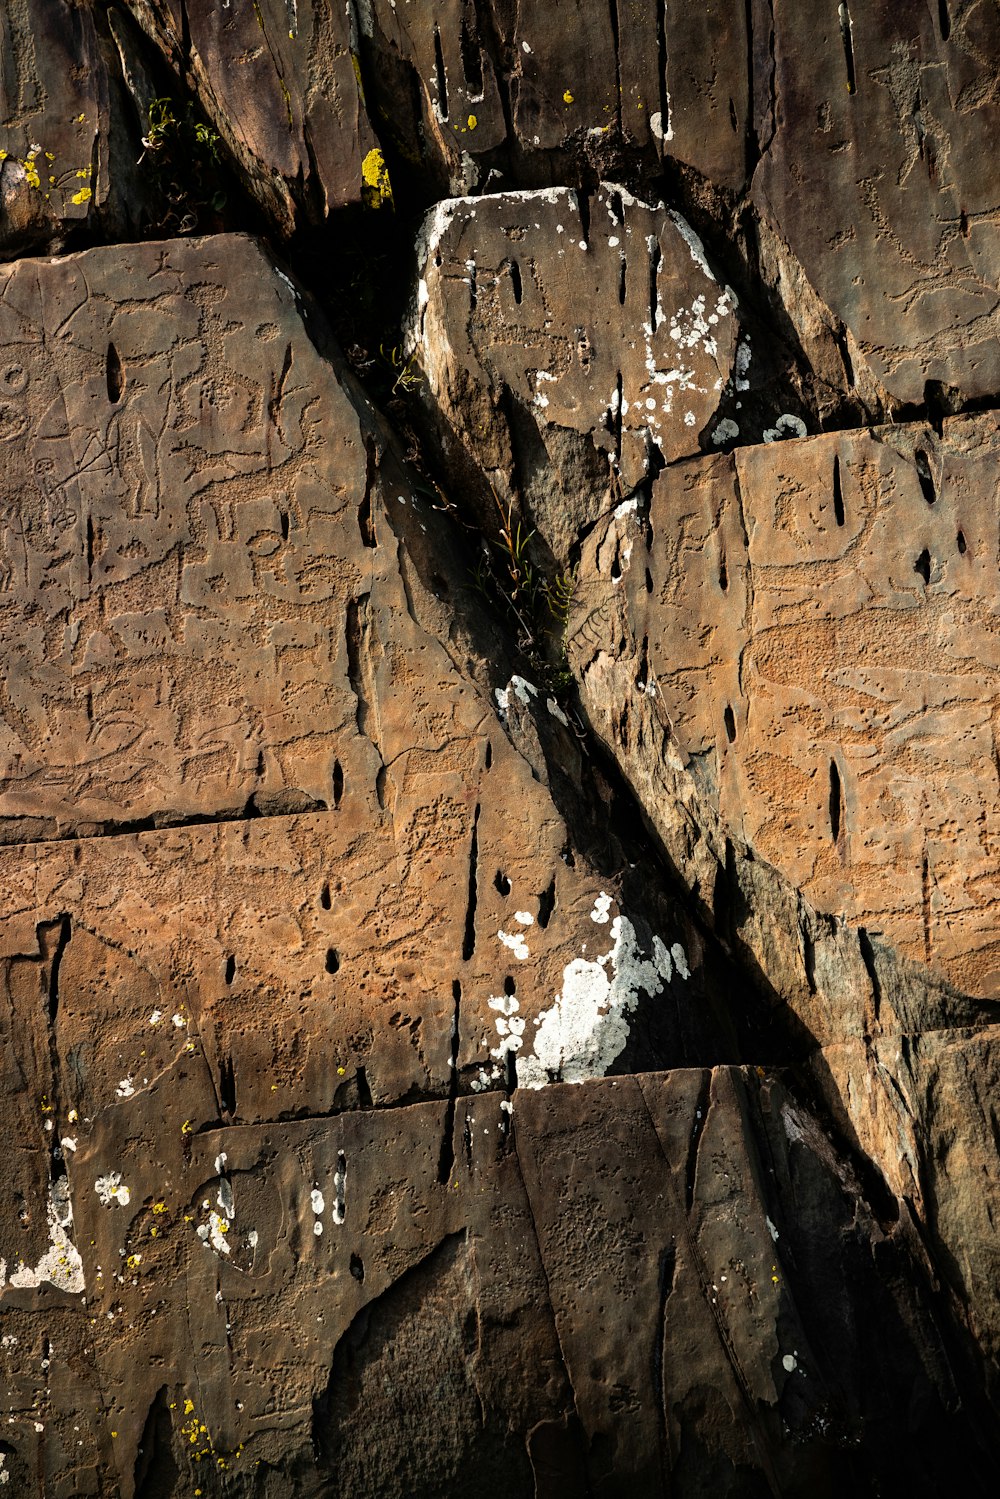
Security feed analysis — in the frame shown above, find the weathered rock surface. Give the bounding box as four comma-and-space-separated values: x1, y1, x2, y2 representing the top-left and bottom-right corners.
755, 0, 1000, 405
121, 0, 379, 234
0, 1, 999, 1495
358, 0, 749, 197
409, 186, 744, 552
0, 0, 110, 254
583, 413, 1000, 999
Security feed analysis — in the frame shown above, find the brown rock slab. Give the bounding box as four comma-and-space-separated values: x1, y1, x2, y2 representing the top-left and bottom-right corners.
0, 0, 105, 255
0, 1061, 981, 1495
409, 186, 742, 550
360, 0, 748, 194
574, 414, 1000, 1000
122, 0, 378, 234
755, 0, 1000, 404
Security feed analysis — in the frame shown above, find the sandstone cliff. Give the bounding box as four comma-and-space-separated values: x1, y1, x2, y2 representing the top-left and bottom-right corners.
0, 2, 999, 1495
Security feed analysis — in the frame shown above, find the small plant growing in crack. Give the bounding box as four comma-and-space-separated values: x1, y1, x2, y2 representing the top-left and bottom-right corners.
137, 96, 227, 233
378, 343, 422, 396
472, 490, 579, 695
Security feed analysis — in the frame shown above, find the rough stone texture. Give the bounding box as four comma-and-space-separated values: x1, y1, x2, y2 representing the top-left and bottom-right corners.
122, 0, 378, 234
588, 413, 1000, 999
409, 185, 743, 551
0, 0, 108, 254
359, 0, 749, 196
755, 0, 1000, 405
1, 1, 1000, 1495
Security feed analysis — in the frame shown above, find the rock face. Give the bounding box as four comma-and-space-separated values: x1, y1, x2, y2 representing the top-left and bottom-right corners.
0, 2, 999, 1497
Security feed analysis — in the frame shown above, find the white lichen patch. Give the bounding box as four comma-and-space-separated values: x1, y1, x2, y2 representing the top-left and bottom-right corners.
671, 942, 690, 979
115, 1078, 135, 1099
95, 1173, 131, 1208
1, 1178, 84, 1295
763, 412, 807, 443
516, 913, 682, 1089
590, 892, 613, 924
196, 1211, 231, 1255
487, 993, 527, 1063
495, 674, 538, 719
332, 1156, 346, 1225
498, 928, 531, 960
514, 910, 534, 926
712, 418, 740, 446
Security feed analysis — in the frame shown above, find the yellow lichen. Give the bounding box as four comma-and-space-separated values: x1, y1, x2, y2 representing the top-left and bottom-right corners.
361, 147, 393, 210
563, 90, 574, 104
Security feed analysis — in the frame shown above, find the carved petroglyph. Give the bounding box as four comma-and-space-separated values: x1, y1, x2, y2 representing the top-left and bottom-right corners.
612, 415, 1000, 997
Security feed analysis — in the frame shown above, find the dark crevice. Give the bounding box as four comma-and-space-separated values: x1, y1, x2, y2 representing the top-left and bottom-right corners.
743, 0, 757, 171
133, 1386, 179, 1499
433, 27, 449, 120
802, 917, 817, 997
38, 913, 71, 1028
356, 1067, 373, 1108
578, 190, 591, 249
438, 982, 462, 1184
504, 1043, 517, 1094
494, 869, 511, 896
957, 529, 967, 555
224, 953, 236, 985
829, 758, 843, 843
915, 449, 936, 504
507, 257, 522, 305
219, 1053, 237, 1116
655, 0, 668, 145
724, 704, 736, 744
839, 2, 857, 96
914, 548, 931, 585
537, 876, 556, 929
320, 882, 332, 910
332, 759, 344, 808
835, 323, 855, 388
462, 806, 481, 961
349, 1252, 365, 1282
359, 435, 377, 547
608, 0, 622, 133
832, 454, 845, 526
326, 948, 340, 975
858, 926, 882, 1029
684, 1071, 712, 1212
106, 342, 124, 402
937, 0, 951, 43
459, 0, 484, 97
